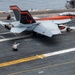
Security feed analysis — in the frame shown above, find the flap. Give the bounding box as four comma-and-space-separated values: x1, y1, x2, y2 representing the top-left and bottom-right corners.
33, 21, 61, 37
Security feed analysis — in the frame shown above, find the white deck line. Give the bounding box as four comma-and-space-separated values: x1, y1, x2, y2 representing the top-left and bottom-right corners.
43, 48, 75, 57
0, 35, 31, 42
0, 36, 5, 39
0, 32, 12, 34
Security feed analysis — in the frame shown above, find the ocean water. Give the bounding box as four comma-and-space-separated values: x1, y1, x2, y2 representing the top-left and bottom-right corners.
0, 0, 67, 11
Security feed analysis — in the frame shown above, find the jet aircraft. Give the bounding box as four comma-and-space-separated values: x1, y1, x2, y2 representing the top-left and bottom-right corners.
0, 5, 73, 37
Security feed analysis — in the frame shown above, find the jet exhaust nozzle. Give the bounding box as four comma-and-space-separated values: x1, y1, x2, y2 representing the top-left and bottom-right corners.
4, 24, 14, 30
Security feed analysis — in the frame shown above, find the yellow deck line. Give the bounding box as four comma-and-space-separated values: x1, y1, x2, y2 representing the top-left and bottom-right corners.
0, 54, 46, 67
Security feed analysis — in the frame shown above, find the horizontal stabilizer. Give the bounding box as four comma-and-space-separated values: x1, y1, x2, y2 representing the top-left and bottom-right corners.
34, 21, 61, 37
10, 27, 27, 33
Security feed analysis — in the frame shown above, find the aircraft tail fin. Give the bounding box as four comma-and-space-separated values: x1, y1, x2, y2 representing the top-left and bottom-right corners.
10, 5, 21, 21
20, 11, 36, 24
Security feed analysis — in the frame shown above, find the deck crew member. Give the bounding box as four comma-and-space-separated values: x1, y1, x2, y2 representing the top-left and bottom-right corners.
12, 42, 20, 51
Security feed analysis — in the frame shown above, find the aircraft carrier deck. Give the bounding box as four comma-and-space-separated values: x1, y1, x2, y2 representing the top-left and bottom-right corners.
0, 11, 75, 75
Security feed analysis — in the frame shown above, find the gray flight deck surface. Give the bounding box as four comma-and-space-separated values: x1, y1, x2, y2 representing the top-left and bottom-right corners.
0, 13, 75, 75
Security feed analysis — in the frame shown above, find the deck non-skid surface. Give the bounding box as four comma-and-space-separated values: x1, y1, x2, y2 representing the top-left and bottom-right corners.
0, 14, 75, 75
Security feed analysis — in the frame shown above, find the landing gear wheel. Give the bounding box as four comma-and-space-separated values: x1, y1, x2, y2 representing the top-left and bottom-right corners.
32, 32, 37, 36
66, 27, 72, 32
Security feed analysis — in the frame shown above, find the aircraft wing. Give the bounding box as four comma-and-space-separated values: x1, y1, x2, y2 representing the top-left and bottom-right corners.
53, 19, 71, 24
0, 21, 9, 26
33, 21, 61, 37
10, 27, 27, 33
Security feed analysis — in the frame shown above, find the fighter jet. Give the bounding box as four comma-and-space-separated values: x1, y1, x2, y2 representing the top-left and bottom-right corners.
0, 6, 73, 37
10, 5, 73, 32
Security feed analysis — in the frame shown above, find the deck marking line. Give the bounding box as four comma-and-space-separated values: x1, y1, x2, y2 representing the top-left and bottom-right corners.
0, 35, 31, 42
0, 32, 12, 35
43, 47, 75, 57
0, 54, 45, 67
0, 47, 75, 67
0, 36, 5, 39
